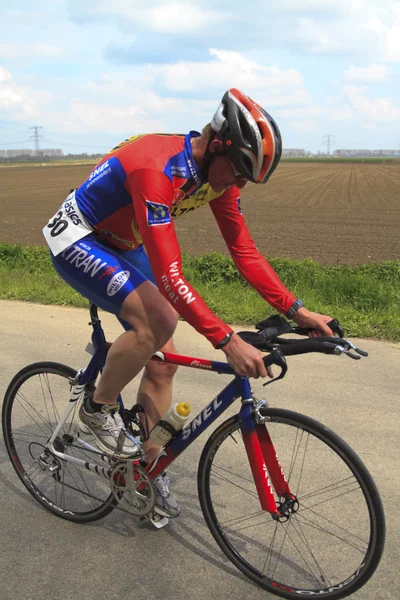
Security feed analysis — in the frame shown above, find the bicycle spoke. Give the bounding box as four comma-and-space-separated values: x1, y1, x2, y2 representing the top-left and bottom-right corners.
10, 431, 50, 442
290, 516, 331, 586
262, 519, 279, 578
62, 463, 98, 510
39, 374, 55, 434
295, 510, 368, 553
299, 475, 357, 502
298, 483, 361, 512
280, 521, 327, 587
210, 466, 259, 500
219, 509, 269, 530
15, 392, 52, 438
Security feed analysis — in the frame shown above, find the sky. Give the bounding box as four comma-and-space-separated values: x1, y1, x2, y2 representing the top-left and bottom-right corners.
0, 0, 399, 155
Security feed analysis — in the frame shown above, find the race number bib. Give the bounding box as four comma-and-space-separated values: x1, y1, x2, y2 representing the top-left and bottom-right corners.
42, 191, 93, 256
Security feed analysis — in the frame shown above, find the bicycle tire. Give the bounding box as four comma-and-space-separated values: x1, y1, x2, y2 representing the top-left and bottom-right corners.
2, 362, 116, 523
198, 407, 385, 600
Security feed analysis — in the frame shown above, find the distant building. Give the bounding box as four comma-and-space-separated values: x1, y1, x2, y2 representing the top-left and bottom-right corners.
0, 149, 34, 158
334, 149, 400, 158
282, 148, 306, 157
0, 148, 63, 158
370, 149, 399, 157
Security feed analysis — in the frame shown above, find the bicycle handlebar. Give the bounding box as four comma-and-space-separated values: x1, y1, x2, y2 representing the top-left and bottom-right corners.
238, 314, 368, 370
238, 314, 368, 385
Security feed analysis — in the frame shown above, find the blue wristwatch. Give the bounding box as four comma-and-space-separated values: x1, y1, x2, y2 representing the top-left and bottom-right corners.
285, 299, 305, 319
216, 332, 233, 349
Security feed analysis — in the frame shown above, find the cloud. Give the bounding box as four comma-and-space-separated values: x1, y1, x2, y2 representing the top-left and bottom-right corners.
344, 64, 389, 83
152, 49, 305, 101
141, 3, 221, 33
105, 37, 203, 65
363, 5, 400, 60
344, 85, 400, 121
276, 105, 323, 120
327, 105, 354, 122
67, 0, 222, 33
288, 119, 320, 133
0, 43, 63, 60
66, 0, 400, 61
291, 18, 344, 54
277, 2, 400, 58
49, 100, 162, 134
0, 65, 51, 119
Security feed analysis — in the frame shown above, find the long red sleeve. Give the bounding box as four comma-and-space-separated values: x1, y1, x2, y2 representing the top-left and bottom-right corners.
126, 169, 232, 347
209, 188, 297, 314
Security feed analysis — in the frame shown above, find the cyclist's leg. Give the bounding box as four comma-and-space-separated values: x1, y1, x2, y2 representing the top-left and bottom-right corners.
137, 334, 179, 461
117, 244, 180, 452
51, 235, 177, 406
116, 246, 181, 517
110, 245, 181, 518
94, 284, 177, 406
50, 235, 177, 455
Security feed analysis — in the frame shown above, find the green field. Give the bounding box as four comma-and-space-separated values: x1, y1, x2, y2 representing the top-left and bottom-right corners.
1, 244, 399, 341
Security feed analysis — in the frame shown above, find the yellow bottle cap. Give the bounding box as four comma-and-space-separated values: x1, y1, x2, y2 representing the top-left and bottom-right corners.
176, 402, 191, 417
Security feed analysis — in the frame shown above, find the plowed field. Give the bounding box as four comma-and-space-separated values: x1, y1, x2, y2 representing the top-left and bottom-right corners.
1, 162, 399, 265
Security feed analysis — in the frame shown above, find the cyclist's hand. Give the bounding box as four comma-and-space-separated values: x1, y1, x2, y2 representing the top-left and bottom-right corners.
292, 307, 334, 338
220, 333, 273, 378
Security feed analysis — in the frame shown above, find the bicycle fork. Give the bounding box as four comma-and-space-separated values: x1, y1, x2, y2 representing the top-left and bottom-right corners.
239, 401, 295, 520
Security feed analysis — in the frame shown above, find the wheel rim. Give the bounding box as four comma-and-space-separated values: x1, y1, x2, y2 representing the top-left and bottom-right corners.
4, 366, 115, 517
203, 413, 381, 596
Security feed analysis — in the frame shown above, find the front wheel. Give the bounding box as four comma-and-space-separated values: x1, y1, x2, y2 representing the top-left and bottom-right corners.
198, 408, 385, 600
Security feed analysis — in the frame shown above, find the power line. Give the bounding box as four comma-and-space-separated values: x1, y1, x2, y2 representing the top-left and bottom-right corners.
0, 140, 30, 146
44, 138, 109, 149
0, 131, 30, 137
43, 130, 97, 142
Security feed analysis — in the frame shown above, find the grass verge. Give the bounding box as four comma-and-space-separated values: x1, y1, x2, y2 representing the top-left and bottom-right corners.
1, 244, 399, 341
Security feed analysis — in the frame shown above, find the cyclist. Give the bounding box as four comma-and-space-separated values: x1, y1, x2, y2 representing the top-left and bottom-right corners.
43, 88, 334, 518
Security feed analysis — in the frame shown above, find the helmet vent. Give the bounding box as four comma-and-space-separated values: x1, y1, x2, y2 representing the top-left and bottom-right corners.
238, 111, 253, 147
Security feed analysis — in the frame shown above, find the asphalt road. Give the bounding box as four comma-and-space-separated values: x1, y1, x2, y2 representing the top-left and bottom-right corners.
0, 300, 399, 600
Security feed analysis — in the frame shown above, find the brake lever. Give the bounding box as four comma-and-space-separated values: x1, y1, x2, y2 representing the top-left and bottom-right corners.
327, 318, 344, 338
332, 344, 361, 360
343, 349, 361, 360
262, 348, 288, 386
343, 340, 369, 357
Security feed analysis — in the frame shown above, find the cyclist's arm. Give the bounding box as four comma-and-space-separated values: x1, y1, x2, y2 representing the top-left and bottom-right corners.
126, 169, 233, 347
209, 188, 298, 316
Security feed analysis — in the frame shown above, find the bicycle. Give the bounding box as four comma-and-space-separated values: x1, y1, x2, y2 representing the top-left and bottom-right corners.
2, 304, 385, 600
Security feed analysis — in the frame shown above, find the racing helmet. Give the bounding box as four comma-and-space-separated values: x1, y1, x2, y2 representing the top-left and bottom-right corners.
211, 88, 282, 183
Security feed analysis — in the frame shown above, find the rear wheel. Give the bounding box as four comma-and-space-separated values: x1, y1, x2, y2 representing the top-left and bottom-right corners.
2, 362, 116, 523
198, 408, 385, 599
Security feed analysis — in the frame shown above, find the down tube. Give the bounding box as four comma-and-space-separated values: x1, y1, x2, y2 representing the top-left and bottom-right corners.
146, 377, 243, 478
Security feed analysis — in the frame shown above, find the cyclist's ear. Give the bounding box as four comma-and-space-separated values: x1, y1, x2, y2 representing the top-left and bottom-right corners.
208, 138, 224, 154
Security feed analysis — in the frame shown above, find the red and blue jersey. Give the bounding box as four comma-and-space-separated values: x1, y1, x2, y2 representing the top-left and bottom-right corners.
75, 131, 296, 346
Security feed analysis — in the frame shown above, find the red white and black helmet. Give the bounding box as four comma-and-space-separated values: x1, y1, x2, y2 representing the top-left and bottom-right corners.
211, 88, 282, 184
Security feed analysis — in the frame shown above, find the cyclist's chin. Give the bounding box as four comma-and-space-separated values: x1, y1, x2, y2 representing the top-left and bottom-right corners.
209, 182, 232, 193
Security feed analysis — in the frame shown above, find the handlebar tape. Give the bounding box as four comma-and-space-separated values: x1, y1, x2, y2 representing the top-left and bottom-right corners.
278, 340, 339, 356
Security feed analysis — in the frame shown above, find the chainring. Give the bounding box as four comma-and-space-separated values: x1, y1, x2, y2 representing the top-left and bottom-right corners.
110, 461, 156, 516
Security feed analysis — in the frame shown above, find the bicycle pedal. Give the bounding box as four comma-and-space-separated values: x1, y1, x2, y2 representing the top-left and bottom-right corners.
144, 511, 169, 529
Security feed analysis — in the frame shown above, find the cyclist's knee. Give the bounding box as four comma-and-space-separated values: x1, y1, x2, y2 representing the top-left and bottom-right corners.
120, 284, 178, 350
144, 360, 179, 382
151, 306, 178, 347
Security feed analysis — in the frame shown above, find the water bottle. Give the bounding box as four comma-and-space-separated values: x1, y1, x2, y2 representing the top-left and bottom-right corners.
149, 402, 191, 446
